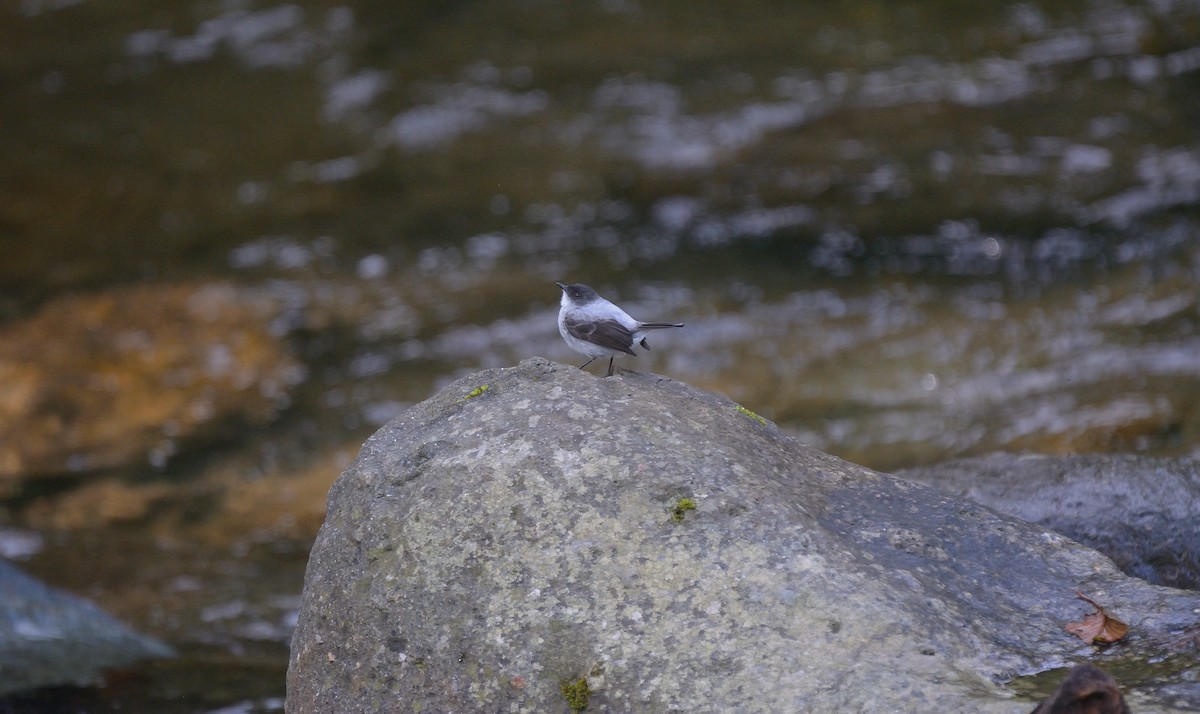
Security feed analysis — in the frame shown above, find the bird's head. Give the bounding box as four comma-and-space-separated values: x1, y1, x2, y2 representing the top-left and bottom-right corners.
556, 282, 599, 307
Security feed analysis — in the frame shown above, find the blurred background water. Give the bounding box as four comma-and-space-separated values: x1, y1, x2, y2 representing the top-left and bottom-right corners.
1, 0, 1198, 710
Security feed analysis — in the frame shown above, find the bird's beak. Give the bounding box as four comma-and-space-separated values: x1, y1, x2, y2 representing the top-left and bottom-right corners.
555, 282, 567, 291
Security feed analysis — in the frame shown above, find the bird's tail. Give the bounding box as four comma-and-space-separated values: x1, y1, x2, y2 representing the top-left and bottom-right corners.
637, 322, 683, 351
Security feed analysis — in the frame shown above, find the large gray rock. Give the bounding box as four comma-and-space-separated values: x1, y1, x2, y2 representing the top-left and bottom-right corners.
288, 358, 1200, 713
898, 453, 1200, 590
0, 560, 173, 695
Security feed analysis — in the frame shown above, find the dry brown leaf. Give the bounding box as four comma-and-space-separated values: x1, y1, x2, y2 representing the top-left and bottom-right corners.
1065, 591, 1129, 645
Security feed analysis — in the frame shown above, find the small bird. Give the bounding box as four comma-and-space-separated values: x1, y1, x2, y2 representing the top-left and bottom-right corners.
556, 282, 684, 377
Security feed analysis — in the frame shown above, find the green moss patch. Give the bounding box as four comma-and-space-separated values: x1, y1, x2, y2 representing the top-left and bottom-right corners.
735, 404, 767, 426
560, 677, 591, 711
672, 497, 697, 522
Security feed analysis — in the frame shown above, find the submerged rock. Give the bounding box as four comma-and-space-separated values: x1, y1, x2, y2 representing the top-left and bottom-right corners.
898, 453, 1200, 591
0, 561, 173, 696
0, 282, 303, 490
288, 358, 1200, 713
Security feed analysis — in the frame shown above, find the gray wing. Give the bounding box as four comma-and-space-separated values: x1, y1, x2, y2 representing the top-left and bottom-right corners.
564, 316, 637, 356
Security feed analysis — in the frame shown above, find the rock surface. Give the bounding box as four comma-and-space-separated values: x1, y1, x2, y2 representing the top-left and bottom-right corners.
0, 561, 173, 695
288, 358, 1200, 713
898, 453, 1200, 590
0, 282, 303, 489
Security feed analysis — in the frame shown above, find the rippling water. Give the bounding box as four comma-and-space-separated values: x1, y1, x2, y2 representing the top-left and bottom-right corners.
1, 0, 1198, 710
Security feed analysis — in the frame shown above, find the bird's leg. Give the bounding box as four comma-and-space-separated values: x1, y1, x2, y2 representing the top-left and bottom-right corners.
605, 356, 615, 377
579, 357, 597, 370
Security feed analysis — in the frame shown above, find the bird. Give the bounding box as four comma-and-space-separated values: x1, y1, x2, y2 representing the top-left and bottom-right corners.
556, 281, 684, 377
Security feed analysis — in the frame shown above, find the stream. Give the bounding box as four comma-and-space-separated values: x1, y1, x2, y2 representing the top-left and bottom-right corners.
1, 0, 1198, 710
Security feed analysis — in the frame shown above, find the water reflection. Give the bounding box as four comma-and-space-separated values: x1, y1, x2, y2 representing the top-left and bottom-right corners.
1, 0, 1198, 709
